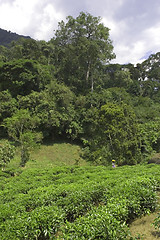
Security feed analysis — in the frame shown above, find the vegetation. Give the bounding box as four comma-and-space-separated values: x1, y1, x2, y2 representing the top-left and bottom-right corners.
3, 109, 42, 166
0, 163, 159, 239
0, 140, 15, 170
0, 11, 160, 239
154, 212, 160, 231
1, 12, 160, 165
0, 28, 30, 47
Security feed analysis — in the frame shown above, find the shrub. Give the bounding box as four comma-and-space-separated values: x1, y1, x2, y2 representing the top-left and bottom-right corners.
61, 205, 129, 240
153, 212, 160, 231
0, 140, 15, 170
0, 206, 65, 240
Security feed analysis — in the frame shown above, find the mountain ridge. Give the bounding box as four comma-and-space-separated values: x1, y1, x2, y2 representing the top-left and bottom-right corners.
0, 28, 31, 46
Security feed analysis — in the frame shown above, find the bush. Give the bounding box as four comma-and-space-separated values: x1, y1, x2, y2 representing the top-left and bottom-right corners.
0, 140, 15, 170
0, 164, 159, 239
0, 206, 65, 240
153, 212, 160, 231
61, 205, 129, 240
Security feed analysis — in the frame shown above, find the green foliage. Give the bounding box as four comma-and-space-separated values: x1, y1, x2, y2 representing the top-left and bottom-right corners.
0, 91, 17, 121
139, 118, 160, 156
0, 140, 15, 170
0, 59, 53, 97
8, 38, 55, 65
0, 90, 18, 137
0, 45, 9, 62
0, 164, 159, 239
83, 102, 141, 165
104, 64, 133, 90
52, 11, 115, 94
1, 12, 160, 167
153, 212, 160, 231
61, 206, 129, 240
0, 205, 65, 240
4, 109, 40, 141
3, 109, 42, 166
17, 81, 82, 140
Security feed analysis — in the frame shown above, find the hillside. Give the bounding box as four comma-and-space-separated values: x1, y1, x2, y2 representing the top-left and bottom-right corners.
0, 150, 159, 239
1, 11, 160, 240
0, 28, 31, 46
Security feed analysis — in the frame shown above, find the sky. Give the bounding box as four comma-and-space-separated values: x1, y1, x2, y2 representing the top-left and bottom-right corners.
0, 0, 160, 64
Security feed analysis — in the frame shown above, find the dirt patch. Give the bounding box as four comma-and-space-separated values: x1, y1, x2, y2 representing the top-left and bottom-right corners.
130, 212, 160, 239
148, 153, 160, 164
130, 192, 160, 239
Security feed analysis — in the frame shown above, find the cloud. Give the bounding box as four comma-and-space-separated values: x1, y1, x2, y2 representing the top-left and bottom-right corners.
0, 0, 39, 34
24, 1, 64, 40
0, 0, 64, 40
0, 0, 160, 64
108, 0, 160, 63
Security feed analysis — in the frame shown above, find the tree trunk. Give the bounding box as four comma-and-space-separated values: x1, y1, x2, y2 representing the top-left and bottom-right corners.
91, 76, 94, 92
86, 61, 91, 83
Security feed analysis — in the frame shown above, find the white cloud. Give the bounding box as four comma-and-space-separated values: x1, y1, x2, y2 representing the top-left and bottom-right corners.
0, 0, 38, 34
32, 3, 64, 40
0, 0, 160, 64
0, 0, 63, 40
144, 24, 160, 49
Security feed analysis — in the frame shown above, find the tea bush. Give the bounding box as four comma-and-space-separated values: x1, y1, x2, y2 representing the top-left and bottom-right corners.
61, 206, 130, 240
153, 212, 160, 231
0, 164, 159, 239
0, 206, 65, 240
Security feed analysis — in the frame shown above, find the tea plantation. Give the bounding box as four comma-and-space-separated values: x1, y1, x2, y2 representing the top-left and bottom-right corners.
0, 164, 160, 239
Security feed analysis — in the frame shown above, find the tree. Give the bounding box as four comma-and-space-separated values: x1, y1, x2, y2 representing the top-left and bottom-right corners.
0, 90, 17, 122
0, 45, 9, 62
16, 80, 82, 141
103, 64, 133, 90
3, 109, 42, 166
0, 90, 17, 137
8, 38, 41, 60
139, 118, 160, 156
0, 59, 53, 97
0, 140, 15, 171
83, 102, 141, 166
51, 12, 115, 94
132, 52, 160, 98
8, 38, 55, 65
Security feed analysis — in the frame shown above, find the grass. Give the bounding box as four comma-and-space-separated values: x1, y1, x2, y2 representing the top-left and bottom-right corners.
28, 142, 88, 168
6, 140, 88, 170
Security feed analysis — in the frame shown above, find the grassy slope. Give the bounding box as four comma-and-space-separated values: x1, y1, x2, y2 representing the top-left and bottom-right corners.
7, 141, 88, 170
28, 142, 88, 168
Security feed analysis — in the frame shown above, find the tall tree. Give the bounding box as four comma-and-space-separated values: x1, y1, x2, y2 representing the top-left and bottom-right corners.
83, 102, 141, 165
3, 109, 42, 166
51, 12, 115, 94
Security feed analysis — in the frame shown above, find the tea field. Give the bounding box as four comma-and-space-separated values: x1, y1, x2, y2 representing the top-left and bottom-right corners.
0, 162, 160, 239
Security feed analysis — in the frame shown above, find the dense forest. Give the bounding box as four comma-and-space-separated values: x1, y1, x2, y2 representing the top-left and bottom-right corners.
1, 11, 160, 167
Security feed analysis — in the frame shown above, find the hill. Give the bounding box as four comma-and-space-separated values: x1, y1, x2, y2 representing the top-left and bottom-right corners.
0, 28, 31, 46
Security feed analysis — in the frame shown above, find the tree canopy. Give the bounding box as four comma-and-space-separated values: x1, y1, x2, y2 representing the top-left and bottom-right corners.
51, 12, 115, 93
0, 12, 160, 166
